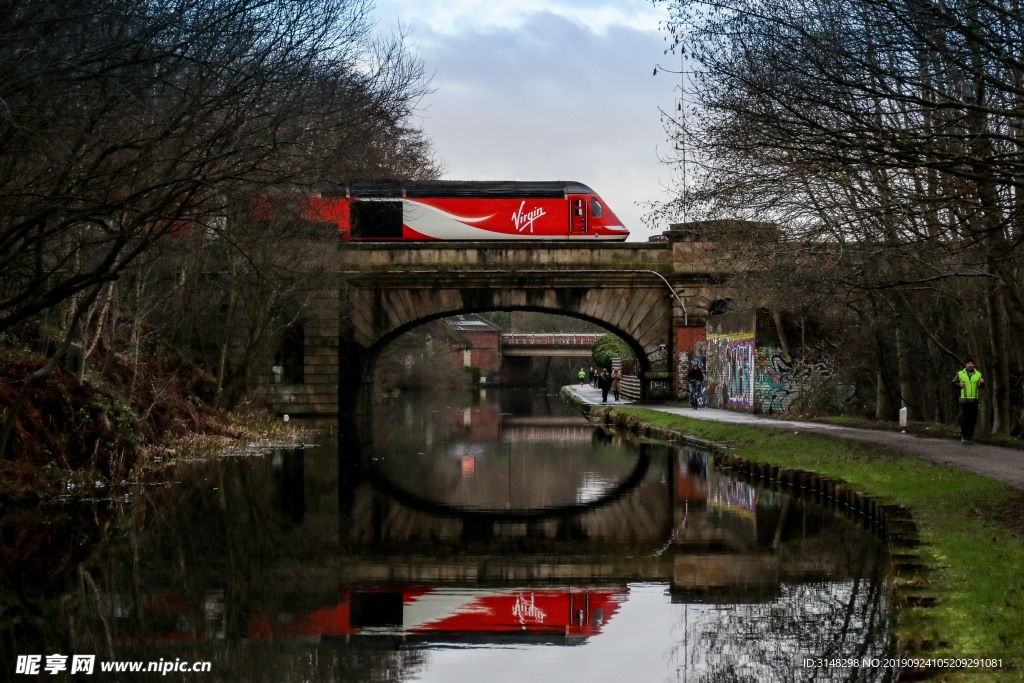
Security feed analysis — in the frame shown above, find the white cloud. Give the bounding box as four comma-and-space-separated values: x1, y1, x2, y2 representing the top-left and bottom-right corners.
375, 0, 679, 239
378, 0, 668, 35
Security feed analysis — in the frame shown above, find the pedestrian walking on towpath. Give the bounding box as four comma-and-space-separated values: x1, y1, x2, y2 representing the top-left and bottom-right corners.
686, 363, 705, 409
953, 357, 984, 444
597, 368, 612, 403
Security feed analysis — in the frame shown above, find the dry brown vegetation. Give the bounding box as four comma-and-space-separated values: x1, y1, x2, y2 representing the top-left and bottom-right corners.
0, 323, 238, 503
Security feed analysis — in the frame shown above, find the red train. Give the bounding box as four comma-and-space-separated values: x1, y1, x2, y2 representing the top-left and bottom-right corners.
259, 180, 630, 241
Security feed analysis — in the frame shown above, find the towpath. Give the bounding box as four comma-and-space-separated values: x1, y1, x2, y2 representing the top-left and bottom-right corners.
564, 385, 1024, 490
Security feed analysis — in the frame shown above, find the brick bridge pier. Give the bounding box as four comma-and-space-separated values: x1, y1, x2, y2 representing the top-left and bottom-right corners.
267, 225, 729, 417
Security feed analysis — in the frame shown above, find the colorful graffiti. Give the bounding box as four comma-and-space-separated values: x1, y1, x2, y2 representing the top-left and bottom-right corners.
725, 339, 755, 408
706, 333, 755, 409
705, 311, 848, 414
756, 352, 847, 414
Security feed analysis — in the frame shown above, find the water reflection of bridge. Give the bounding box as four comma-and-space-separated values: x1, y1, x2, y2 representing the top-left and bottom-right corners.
501, 416, 596, 443
278, 533, 876, 595
73, 429, 886, 657
313, 439, 883, 598
225, 382, 888, 652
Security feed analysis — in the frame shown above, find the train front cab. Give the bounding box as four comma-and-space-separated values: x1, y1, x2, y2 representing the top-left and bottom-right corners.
569, 192, 622, 239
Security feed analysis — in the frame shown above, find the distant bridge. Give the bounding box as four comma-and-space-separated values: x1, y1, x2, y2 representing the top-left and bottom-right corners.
500, 333, 603, 357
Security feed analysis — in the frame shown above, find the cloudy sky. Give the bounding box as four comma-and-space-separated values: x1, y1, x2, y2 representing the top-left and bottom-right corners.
373, 0, 681, 241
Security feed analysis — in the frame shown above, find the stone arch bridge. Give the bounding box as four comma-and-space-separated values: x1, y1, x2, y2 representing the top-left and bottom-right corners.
267, 225, 729, 416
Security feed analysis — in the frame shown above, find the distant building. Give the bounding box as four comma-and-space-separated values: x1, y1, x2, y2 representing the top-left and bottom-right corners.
445, 315, 502, 382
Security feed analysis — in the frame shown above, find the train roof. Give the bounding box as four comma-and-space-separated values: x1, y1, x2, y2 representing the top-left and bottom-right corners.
312, 180, 596, 199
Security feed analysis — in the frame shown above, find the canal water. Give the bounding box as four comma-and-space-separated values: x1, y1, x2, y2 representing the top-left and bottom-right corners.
2, 388, 897, 682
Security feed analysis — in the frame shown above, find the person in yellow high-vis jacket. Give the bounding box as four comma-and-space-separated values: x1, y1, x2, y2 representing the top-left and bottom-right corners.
952, 357, 984, 444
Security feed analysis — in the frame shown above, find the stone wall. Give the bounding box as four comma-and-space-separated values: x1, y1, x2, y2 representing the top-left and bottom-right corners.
264, 285, 340, 416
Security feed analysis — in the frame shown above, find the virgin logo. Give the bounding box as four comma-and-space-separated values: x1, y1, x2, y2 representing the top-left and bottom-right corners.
512, 201, 546, 233
512, 593, 547, 624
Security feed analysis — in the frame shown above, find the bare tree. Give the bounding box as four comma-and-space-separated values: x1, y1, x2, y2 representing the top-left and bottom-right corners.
653, 0, 1024, 430
0, 0, 439, 452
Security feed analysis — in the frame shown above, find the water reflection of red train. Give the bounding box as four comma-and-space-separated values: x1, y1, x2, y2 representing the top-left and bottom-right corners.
249, 587, 625, 641
117, 587, 625, 645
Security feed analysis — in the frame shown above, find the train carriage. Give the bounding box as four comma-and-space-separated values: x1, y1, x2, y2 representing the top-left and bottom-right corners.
282, 180, 630, 241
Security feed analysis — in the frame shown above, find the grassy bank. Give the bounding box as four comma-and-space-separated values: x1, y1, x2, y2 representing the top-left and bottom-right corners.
610, 407, 1024, 682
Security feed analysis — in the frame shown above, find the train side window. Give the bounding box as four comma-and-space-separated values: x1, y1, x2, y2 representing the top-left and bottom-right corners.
351, 592, 403, 628
590, 198, 604, 218
351, 200, 404, 238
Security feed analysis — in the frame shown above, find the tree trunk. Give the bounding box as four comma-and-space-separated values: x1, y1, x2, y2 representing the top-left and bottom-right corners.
215, 257, 240, 403
771, 309, 792, 363
894, 319, 914, 416
873, 311, 893, 420
984, 277, 1010, 433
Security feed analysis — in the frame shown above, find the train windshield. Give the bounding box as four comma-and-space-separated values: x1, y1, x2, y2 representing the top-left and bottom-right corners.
590, 198, 604, 218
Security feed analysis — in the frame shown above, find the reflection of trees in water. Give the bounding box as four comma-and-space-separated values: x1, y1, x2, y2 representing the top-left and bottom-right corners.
1, 498, 124, 676
5, 406, 894, 682
34, 455, 425, 683
672, 563, 895, 682
120, 645, 428, 683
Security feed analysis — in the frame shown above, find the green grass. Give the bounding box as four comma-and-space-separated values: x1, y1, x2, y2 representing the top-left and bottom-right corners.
614, 407, 1024, 682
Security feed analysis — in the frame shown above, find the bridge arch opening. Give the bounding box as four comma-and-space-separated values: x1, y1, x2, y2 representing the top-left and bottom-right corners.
367, 310, 646, 399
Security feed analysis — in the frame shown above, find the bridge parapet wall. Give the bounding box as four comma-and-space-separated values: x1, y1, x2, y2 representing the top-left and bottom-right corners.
500, 333, 604, 349
336, 241, 677, 271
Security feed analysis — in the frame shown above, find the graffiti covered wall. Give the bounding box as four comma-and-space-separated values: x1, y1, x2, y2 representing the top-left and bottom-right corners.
756, 351, 843, 414
706, 310, 841, 414
706, 333, 756, 410
706, 312, 760, 411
